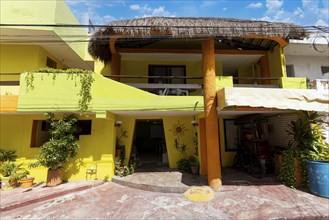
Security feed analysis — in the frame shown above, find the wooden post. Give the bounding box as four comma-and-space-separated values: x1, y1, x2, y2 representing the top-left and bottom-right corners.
202, 38, 222, 191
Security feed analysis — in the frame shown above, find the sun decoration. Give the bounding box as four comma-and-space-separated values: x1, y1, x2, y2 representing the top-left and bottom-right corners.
169, 121, 188, 138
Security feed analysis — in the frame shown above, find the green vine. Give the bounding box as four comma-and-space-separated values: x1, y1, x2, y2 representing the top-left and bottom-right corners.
25, 67, 95, 112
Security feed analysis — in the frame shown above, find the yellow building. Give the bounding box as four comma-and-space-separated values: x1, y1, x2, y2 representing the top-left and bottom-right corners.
1, 2, 328, 189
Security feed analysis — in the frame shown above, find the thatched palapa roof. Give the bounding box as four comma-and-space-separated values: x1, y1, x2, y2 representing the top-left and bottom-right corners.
88, 17, 307, 63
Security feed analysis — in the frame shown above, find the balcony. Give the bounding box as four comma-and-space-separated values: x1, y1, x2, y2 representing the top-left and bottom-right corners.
105, 75, 308, 96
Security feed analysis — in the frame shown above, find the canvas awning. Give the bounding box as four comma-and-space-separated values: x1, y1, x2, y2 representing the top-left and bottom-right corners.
217, 87, 329, 112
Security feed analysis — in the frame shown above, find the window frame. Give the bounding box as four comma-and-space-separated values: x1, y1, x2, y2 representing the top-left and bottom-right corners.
223, 119, 240, 151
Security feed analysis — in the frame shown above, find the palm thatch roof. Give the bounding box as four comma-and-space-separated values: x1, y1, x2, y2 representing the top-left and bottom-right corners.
88, 17, 307, 63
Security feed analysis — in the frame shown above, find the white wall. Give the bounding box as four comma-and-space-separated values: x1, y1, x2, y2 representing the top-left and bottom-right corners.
285, 55, 329, 80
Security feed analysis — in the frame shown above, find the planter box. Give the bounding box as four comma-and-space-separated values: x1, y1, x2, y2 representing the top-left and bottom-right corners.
21, 177, 35, 188
307, 160, 329, 198
46, 167, 64, 187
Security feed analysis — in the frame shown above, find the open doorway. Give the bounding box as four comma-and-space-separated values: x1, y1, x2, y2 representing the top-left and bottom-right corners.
133, 120, 168, 168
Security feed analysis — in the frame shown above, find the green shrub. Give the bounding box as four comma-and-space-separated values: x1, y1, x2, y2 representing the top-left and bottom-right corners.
30, 113, 79, 170
177, 158, 190, 172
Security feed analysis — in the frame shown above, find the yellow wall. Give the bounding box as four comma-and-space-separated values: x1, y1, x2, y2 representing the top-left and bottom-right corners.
269, 45, 287, 78
0, 0, 88, 61
0, 44, 66, 81
114, 115, 199, 168
0, 114, 115, 182
238, 65, 253, 84
279, 77, 308, 89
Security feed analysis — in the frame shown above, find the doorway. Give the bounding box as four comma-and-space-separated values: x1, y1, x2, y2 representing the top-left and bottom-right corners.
133, 120, 168, 167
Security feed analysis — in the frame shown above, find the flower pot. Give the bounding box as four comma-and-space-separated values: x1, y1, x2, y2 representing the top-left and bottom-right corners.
293, 158, 302, 187
20, 177, 35, 188
47, 167, 64, 187
307, 160, 329, 198
191, 166, 199, 175
115, 148, 121, 157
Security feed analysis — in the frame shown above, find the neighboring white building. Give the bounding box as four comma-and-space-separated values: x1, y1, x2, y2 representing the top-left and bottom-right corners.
284, 34, 329, 81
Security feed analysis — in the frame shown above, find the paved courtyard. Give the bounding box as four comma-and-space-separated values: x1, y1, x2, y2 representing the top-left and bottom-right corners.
1, 180, 328, 219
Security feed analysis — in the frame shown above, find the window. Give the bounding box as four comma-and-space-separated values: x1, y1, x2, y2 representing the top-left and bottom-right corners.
30, 120, 92, 147
30, 121, 51, 148
46, 57, 57, 68
223, 119, 240, 151
321, 66, 329, 75
148, 65, 186, 84
286, 65, 295, 77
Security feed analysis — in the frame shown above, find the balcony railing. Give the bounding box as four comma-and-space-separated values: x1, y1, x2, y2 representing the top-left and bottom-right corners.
104, 75, 289, 95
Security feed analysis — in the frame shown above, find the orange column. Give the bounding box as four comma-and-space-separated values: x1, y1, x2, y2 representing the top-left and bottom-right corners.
202, 38, 222, 191
260, 54, 271, 85
110, 53, 121, 82
110, 37, 121, 81
199, 118, 207, 176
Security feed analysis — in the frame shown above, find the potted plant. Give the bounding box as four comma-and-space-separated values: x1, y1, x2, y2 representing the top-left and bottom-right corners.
0, 162, 30, 188
30, 113, 79, 187
188, 155, 200, 174
306, 122, 329, 198
115, 129, 127, 158
279, 111, 329, 190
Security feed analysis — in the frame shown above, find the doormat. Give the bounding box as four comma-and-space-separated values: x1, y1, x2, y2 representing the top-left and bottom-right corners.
183, 186, 214, 202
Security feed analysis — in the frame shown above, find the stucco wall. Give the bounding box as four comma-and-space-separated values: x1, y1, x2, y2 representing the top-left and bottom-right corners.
0, 114, 115, 182
285, 55, 329, 80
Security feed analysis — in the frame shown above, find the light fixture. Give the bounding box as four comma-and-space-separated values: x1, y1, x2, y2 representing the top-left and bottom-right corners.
191, 119, 198, 127
191, 101, 199, 127
115, 120, 122, 127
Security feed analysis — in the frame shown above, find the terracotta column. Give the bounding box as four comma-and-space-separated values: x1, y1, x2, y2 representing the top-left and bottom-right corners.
110, 37, 121, 81
201, 38, 222, 191
110, 53, 121, 81
259, 54, 271, 85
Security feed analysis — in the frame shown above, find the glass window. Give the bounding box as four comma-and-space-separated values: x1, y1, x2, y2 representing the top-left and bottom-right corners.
149, 65, 186, 84
286, 65, 295, 77
321, 66, 329, 75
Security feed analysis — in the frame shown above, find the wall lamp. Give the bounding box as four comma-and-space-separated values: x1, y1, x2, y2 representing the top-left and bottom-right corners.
191, 119, 198, 127
191, 101, 199, 127
115, 120, 122, 127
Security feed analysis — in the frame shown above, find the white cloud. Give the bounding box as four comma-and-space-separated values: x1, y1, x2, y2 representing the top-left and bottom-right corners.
222, 8, 227, 11
201, 1, 219, 8
142, 6, 175, 17
265, 0, 283, 13
129, 4, 152, 12
314, 19, 328, 26
75, 7, 116, 25
247, 2, 262, 9
293, 7, 304, 18
130, 4, 140, 10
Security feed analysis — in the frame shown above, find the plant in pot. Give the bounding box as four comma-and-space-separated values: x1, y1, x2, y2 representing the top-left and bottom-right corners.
188, 155, 200, 174
0, 162, 30, 188
30, 113, 79, 187
115, 128, 127, 158
279, 111, 329, 190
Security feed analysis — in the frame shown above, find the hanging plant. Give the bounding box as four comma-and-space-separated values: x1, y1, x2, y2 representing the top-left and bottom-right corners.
24, 68, 95, 112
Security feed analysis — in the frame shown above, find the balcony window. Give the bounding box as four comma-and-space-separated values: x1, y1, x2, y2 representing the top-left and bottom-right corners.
149, 65, 186, 84
46, 57, 57, 69
321, 66, 329, 75
286, 65, 295, 77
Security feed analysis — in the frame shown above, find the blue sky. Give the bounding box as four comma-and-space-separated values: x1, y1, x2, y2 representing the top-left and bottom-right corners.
65, 0, 329, 26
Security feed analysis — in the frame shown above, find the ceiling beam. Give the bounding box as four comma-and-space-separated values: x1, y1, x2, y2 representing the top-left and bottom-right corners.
117, 48, 267, 55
